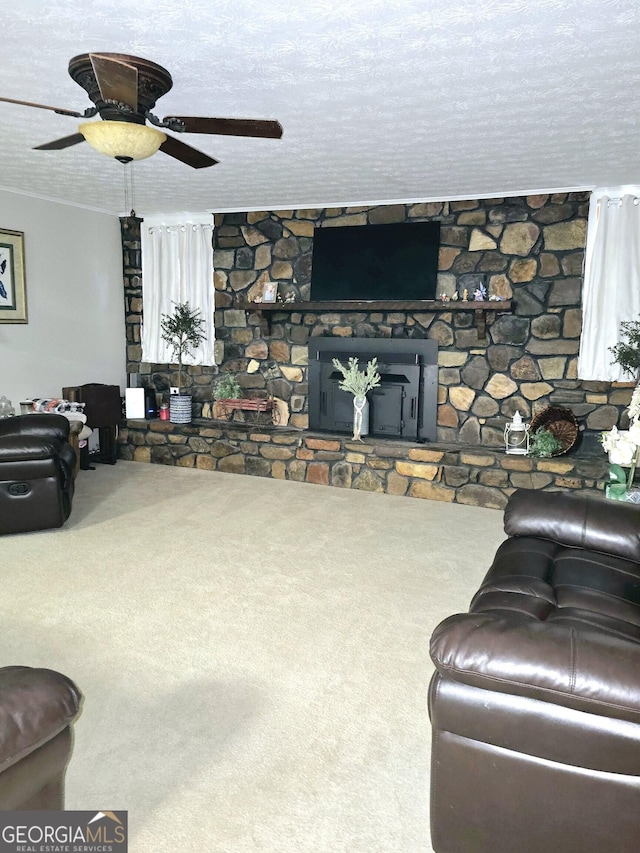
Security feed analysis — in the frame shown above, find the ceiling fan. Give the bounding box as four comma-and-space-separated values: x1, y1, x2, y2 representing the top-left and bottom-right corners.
0, 52, 283, 169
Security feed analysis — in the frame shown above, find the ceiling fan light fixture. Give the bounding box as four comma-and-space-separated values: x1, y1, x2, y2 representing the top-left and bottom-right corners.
78, 120, 166, 162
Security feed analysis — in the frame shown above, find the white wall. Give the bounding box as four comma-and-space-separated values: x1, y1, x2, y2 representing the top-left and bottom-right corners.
0, 190, 126, 409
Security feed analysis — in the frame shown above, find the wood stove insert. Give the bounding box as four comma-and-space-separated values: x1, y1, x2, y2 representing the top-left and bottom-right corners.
308, 338, 438, 442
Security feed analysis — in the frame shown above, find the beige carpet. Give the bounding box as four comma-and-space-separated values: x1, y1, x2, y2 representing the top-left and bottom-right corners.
1, 461, 506, 852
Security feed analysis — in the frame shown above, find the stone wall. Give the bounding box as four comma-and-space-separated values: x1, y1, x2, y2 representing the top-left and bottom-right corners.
121, 193, 631, 453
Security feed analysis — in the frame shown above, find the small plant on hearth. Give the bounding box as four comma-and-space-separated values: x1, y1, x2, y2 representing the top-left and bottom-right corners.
528, 428, 563, 458
160, 301, 207, 390
213, 374, 242, 400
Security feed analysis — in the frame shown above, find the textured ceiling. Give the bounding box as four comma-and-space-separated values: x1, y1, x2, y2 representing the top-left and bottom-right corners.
0, 0, 638, 216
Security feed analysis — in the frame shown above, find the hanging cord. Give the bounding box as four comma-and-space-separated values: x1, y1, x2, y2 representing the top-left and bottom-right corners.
123, 162, 136, 217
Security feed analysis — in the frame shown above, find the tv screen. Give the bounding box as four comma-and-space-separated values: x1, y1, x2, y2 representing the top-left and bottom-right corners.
310, 221, 440, 302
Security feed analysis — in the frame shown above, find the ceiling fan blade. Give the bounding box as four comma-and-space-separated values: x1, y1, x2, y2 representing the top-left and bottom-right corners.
165, 116, 283, 139
33, 133, 86, 151
0, 95, 82, 118
90, 53, 138, 111
159, 135, 218, 169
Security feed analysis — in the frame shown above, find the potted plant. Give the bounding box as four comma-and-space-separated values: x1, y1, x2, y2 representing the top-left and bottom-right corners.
601, 385, 640, 501
528, 428, 563, 458
332, 356, 381, 441
211, 374, 243, 421
213, 375, 242, 401
160, 301, 207, 424
603, 320, 640, 500
610, 319, 640, 378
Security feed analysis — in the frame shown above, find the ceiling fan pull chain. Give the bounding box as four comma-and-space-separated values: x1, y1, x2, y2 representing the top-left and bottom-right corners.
123, 162, 136, 217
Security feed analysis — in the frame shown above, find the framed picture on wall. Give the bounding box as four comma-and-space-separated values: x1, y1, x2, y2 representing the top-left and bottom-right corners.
262, 282, 278, 303
0, 229, 27, 324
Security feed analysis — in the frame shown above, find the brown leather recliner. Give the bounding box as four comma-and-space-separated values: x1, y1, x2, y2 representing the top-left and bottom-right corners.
0, 414, 76, 535
0, 666, 82, 809
429, 489, 640, 853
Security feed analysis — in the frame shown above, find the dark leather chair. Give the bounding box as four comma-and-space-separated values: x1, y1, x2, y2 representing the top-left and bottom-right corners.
0, 666, 82, 809
429, 489, 640, 853
0, 414, 76, 535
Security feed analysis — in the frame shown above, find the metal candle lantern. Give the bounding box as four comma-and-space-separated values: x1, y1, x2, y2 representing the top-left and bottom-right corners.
504, 411, 530, 455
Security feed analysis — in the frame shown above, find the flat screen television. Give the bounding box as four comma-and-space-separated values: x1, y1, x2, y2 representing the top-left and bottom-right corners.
310, 221, 440, 302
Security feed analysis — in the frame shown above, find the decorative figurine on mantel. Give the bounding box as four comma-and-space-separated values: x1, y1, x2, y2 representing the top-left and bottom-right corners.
474, 284, 487, 301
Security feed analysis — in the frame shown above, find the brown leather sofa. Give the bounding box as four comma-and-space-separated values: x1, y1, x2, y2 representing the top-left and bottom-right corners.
429, 489, 640, 853
0, 414, 76, 534
0, 666, 82, 809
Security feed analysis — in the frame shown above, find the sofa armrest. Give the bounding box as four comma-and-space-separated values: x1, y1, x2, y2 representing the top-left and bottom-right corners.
0, 667, 82, 773
0, 435, 62, 464
504, 488, 640, 563
430, 611, 640, 724
0, 414, 70, 443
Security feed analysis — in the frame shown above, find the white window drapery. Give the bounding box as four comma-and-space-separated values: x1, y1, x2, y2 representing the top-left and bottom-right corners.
578, 189, 640, 381
140, 212, 216, 367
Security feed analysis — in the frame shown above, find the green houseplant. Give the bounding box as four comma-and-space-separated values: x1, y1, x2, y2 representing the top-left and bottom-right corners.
603, 321, 640, 500
332, 357, 381, 441
528, 428, 563, 458
213, 375, 242, 401
160, 301, 207, 424
610, 319, 640, 378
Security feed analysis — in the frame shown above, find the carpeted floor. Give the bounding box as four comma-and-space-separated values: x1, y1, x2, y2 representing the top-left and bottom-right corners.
1, 461, 506, 852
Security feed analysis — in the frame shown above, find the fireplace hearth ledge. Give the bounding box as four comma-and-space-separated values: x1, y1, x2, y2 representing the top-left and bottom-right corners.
119, 419, 608, 510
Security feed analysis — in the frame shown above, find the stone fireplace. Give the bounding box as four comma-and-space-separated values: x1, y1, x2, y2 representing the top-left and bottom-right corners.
119, 191, 629, 506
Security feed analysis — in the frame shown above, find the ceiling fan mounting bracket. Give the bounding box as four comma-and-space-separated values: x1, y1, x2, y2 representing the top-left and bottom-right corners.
146, 111, 186, 133
97, 99, 146, 124
54, 105, 98, 119
103, 100, 136, 114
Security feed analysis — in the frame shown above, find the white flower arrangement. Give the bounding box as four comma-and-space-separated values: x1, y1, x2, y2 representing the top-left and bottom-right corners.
601, 385, 640, 497
602, 425, 639, 467
628, 384, 640, 420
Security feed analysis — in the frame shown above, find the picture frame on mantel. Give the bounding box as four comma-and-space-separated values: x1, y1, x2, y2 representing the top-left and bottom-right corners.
262, 281, 278, 303
0, 228, 27, 324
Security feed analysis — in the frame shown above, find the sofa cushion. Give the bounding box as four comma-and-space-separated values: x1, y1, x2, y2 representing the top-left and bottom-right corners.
472, 537, 640, 638
431, 490, 640, 723
504, 488, 640, 563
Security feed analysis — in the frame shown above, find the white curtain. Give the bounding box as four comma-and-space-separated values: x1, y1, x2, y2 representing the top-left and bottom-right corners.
579, 190, 640, 380
141, 212, 216, 366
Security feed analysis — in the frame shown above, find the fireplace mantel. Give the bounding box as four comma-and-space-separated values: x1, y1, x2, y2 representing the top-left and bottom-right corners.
234, 299, 513, 341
